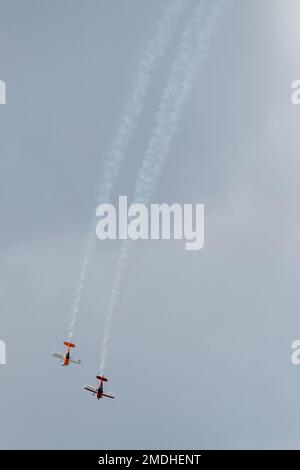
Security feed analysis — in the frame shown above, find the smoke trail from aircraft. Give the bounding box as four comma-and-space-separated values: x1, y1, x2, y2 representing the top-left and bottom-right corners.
100, 0, 231, 373
67, 0, 187, 339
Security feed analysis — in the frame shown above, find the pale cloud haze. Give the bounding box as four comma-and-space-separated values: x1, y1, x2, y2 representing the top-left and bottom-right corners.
0, 0, 300, 449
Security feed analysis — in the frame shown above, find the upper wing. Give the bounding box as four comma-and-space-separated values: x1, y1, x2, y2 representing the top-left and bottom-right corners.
84, 385, 97, 394
102, 393, 115, 399
70, 357, 81, 365
52, 352, 64, 360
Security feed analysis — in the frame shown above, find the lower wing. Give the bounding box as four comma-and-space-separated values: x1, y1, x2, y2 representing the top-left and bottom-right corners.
70, 357, 81, 365
52, 352, 64, 360
84, 385, 97, 394
102, 393, 115, 399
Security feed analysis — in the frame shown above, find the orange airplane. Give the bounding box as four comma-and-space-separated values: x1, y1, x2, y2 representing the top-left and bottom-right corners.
52, 341, 81, 366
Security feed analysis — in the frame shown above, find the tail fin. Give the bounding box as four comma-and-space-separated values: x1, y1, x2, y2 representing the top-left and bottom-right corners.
64, 341, 75, 348
96, 375, 108, 382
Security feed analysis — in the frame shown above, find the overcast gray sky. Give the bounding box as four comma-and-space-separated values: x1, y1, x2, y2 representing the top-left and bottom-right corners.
1, 0, 300, 449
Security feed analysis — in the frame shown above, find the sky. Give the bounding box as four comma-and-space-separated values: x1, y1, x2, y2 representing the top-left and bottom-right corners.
1, 0, 300, 449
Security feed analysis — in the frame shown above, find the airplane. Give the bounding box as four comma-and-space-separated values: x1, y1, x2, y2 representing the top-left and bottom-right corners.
52, 341, 81, 366
84, 375, 115, 400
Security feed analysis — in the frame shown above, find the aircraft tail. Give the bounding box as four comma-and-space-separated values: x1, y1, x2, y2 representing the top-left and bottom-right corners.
64, 341, 75, 348
97, 375, 108, 382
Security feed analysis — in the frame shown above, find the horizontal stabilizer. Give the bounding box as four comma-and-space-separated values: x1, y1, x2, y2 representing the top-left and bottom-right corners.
64, 341, 75, 348
96, 375, 108, 382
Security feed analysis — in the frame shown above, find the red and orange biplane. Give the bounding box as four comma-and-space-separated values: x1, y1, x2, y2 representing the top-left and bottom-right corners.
84, 375, 115, 400
52, 341, 81, 366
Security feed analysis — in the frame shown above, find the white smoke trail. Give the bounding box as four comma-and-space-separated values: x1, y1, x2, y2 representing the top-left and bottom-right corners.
67, 0, 187, 339
100, 0, 232, 372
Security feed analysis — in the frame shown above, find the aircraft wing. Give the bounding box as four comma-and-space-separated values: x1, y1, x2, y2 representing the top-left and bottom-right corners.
52, 352, 64, 360
84, 385, 97, 394
102, 393, 115, 399
70, 357, 81, 365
